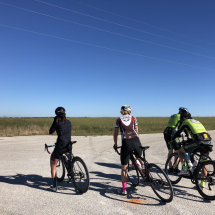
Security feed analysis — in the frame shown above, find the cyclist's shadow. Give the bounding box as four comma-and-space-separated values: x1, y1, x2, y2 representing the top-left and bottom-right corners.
0, 173, 51, 190
90, 162, 166, 205
0, 173, 78, 195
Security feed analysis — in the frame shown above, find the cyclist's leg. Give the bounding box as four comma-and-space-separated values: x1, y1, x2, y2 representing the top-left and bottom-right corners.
119, 140, 129, 195
50, 149, 60, 191
164, 128, 174, 169
178, 141, 201, 174
50, 146, 68, 191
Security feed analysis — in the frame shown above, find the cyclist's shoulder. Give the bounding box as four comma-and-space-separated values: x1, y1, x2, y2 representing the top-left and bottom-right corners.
65, 119, 72, 124
183, 118, 201, 126
169, 113, 180, 118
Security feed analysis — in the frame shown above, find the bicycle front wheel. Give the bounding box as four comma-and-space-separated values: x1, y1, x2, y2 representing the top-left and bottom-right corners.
127, 158, 140, 186
56, 157, 65, 182
165, 152, 182, 185
71, 156, 90, 193
195, 160, 215, 200
148, 163, 173, 203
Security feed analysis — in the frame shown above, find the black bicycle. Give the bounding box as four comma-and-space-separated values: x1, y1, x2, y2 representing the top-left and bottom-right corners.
165, 140, 215, 200
45, 141, 90, 193
115, 145, 173, 203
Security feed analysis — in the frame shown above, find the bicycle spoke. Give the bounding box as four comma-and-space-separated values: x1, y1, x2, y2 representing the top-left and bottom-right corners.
195, 161, 215, 200
71, 157, 90, 193
148, 163, 173, 202
56, 157, 65, 182
165, 153, 182, 184
127, 159, 139, 186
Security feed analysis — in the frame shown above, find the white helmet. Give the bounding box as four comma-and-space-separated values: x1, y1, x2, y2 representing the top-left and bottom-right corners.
121, 105, 132, 112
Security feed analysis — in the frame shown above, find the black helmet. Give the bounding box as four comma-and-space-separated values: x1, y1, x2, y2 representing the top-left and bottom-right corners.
180, 109, 192, 121
55, 107, 65, 116
179, 107, 189, 113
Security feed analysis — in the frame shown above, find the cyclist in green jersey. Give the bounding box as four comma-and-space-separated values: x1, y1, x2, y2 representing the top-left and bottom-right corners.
171, 109, 212, 176
164, 107, 189, 173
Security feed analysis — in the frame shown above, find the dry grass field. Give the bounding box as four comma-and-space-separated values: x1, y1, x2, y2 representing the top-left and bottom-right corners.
0, 117, 214, 137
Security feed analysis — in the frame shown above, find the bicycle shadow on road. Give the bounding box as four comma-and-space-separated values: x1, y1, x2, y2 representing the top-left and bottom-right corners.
0, 173, 81, 195
94, 162, 121, 169
90, 170, 166, 206
171, 184, 211, 203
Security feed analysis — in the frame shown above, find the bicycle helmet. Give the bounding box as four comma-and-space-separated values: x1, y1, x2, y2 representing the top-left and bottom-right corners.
55, 107, 65, 116
121, 105, 132, 112
180, 108, 192, 120
179, 107, 189, 113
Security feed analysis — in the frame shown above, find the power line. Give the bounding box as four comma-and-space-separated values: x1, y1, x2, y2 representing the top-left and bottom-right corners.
34, 0, 215, 51
1, 1, 215, 60
1, 24, 214, 72
69, 0, 215, 46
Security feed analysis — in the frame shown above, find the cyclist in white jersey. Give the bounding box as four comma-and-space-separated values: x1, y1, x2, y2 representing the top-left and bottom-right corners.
114, 105, 142, 195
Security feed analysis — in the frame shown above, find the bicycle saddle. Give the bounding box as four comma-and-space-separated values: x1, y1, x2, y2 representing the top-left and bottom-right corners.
200, 140, 211, 145
139, 146, 150, 151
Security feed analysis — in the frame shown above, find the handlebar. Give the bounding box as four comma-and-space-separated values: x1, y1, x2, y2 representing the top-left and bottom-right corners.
113, 145, 121, 155
44, 143, 55, 154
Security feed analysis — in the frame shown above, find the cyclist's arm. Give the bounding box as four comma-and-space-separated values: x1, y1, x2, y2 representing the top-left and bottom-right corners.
49, 117, 58, 134
184, 128, 189, 138
172, 124, 190, 140
114, 127, 119, 146
172, 125, 185, 140
136, 125, 138, 134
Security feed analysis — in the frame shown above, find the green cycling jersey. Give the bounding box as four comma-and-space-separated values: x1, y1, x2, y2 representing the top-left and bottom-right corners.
166, 114, 180, 128
172, 118, 211, 141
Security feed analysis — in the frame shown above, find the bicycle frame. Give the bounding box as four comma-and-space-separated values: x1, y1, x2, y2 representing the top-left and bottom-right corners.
115, 146, 151, 182
176, 147, 212, 183
129, 152, 151, 182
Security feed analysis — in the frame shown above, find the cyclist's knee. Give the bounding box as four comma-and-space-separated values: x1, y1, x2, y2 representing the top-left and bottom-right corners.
121, 164, 127, 170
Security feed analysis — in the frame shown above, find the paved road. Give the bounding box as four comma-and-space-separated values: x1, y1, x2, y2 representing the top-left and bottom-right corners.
0, 131, 215, 215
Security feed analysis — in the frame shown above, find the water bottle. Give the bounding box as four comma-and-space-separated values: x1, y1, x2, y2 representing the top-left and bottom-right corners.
191, 160, 198, 173
135, 159, 142, 171
141, 161, 145, 175
184, 153, 193, 168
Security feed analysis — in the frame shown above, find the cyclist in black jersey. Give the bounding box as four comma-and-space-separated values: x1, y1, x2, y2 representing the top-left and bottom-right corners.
114, 105, 142, 195
49, 107, 72, 192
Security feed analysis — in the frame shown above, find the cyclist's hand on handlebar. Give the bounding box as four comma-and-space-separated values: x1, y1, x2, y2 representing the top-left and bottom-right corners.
113, 144, 117, 152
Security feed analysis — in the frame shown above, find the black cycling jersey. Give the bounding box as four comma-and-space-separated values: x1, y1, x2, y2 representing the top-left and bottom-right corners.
49, 119, 72, 148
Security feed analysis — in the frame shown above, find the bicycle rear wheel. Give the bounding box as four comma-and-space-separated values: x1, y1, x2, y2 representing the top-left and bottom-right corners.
71, 156, 90, 193
195, 160, 215, 200
165, 152, 182, 184
127, 158, 140, 186
148, 163, 173, 203
190, 153, 212, 163
56, 157, 65, 182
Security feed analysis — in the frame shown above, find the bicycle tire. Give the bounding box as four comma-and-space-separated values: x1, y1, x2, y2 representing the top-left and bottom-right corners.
71, 156, 90, 193
165, 153, 182, 185
148, 163, 173, 203
190, 153, 212, 163
195, 160, 215, 200
127, 158, 140, 186
56, 157, 65, 182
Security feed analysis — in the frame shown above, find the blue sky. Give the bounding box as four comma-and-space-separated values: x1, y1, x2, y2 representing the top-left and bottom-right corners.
0, 0, 215, 117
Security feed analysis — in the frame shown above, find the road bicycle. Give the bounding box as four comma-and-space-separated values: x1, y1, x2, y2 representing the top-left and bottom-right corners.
114, 145, 173, 203
45, 141, 90, 193
165, 140, 215, 200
